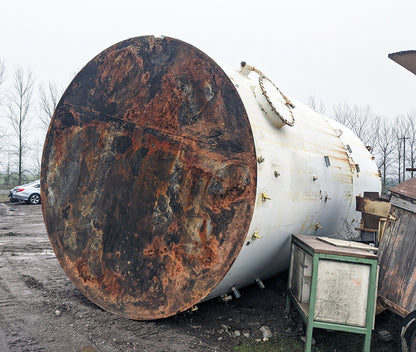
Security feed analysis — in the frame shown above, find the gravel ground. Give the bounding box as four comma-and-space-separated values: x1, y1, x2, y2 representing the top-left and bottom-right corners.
0, 201, 401, 352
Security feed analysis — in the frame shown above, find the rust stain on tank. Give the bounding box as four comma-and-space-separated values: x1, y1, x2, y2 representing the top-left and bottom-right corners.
41, 36, 257, 320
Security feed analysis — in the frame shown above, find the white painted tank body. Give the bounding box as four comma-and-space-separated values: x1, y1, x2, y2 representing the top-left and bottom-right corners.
41, 36, 382, 319
206, 64, 381, 299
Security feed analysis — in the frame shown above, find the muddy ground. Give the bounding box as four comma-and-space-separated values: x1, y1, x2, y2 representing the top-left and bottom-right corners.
0, 200, 402, 352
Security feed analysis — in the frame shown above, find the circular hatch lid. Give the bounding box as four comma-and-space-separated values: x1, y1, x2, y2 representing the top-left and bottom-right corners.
257, 75, 295, 128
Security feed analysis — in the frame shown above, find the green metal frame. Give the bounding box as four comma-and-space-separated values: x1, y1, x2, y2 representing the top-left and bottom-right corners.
286, 236, 378, 352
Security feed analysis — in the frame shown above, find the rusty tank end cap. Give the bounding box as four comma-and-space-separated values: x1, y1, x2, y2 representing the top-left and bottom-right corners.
41, 35, 257, 320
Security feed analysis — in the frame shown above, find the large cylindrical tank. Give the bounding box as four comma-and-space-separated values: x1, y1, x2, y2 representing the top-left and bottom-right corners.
41, 36, 381, 320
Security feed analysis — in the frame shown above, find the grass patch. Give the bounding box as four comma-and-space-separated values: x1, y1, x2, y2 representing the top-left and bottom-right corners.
0, 193, 10, 203
232, 335, 304, 352
231, 330, 398, 352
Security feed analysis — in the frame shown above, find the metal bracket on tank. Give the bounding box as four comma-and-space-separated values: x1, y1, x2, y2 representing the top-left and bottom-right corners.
260, 193, 271, 202
220, 294, 233, 303
231, 286, 241, 299
314, 222, 323, 231
239, 61, 263, 77
256, 278, 265, 290
252, 231, 263, 240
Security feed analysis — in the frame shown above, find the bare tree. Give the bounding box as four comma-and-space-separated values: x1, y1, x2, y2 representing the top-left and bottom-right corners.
0, 59, 7, 173
0, 59, 5, 105
332, 103, 377, 148
376, 118, 395, 189
306, 95, 326, 114
39, 82, 61, 131
392, 116, 405, 183
366, 115, 381, 157
0, 129, 7, 175
403, 110, 416, 178
331, 102, 382, 177
31, 145, 43, 179
7, 67, 34, 184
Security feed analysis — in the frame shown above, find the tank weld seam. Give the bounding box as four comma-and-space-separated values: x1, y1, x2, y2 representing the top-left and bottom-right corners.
61, 102, 255, 156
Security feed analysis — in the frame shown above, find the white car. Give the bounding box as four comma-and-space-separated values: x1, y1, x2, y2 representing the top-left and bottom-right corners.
9, 180, 41, 205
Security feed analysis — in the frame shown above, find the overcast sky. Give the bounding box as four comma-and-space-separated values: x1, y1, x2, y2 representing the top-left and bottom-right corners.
1, 0, 415, 138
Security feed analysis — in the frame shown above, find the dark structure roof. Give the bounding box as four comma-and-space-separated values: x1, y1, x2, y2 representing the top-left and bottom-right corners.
388, 50, 416, 75
390, 178, 416, 200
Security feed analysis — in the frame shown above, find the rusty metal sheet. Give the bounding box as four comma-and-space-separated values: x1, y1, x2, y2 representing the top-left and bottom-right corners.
41, 36, 257, 320
389, 50, 416, 76
356, 196, 391, 217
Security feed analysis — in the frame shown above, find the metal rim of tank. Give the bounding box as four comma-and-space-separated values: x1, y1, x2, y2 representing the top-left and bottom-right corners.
258, 75, 295, 127
41, 35, 257, 320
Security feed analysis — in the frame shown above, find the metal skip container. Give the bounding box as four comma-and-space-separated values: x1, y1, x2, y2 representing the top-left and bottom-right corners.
41, 36, 381, 320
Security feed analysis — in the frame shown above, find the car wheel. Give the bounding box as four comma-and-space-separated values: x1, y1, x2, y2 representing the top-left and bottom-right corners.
28, 194, 41, 205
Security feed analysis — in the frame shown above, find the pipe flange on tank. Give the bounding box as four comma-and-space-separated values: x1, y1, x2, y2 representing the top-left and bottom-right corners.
256, 75, 295, 128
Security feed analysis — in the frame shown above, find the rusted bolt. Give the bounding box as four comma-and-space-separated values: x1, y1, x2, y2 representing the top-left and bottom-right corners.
314, 222, 323, 231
